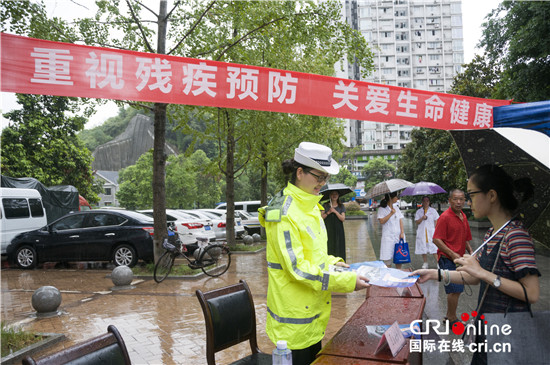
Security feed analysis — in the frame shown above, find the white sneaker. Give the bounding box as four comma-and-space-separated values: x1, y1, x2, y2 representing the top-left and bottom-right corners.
422, 262, 429, 269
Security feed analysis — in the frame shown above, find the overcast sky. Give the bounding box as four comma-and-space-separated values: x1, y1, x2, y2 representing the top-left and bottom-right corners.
2, 0, 547, 165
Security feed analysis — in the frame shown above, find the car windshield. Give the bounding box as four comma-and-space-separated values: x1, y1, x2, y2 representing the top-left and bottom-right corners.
171, 211, 196, 220
183, 211, 205, 219
236, 210, 251, 219
201, 211, 222, 219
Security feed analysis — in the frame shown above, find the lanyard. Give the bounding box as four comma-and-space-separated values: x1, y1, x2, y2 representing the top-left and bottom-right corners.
472, 219, 512, 257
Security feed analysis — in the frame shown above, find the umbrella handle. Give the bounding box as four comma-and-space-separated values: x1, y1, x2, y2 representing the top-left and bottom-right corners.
472, 219, 512, 257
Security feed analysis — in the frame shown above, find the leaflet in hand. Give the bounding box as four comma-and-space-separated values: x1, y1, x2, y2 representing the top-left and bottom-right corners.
349, 261, 419, 288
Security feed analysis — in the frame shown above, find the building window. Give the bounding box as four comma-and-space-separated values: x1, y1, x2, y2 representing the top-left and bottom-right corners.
451, 15, 462, 26
452, 28, 463, 38
415, 79, 427, 88
360, 19, 372, 30
453, 40, 463, 51
451, 2, 462, 14
359, 7, 371, 17
104, 188, 112, 196
453, 53, 464, 64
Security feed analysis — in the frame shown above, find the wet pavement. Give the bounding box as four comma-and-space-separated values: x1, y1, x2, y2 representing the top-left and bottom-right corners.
2, 212, 549, 365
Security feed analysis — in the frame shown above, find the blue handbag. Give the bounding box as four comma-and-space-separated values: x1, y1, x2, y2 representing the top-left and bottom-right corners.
393, 238, 411, 264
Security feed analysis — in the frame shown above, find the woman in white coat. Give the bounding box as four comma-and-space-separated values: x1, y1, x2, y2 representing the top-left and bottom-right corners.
377, 192, 405, 268
414, 196, 439, 269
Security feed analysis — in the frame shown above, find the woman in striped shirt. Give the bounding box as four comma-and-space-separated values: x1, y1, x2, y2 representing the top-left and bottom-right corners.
413, 164, 540, 365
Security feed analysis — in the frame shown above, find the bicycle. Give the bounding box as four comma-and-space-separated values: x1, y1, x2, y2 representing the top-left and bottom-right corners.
153, 228, 231, 283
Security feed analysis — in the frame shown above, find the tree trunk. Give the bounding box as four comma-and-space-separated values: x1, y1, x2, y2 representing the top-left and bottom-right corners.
260, 148, 268, 238
152, 0, 168, 262
260, 146, 268, 207
225, 111, 236, 245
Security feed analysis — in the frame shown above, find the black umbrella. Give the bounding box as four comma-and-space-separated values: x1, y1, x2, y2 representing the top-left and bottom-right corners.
450, 129, 550, 244
320, 183, 354, 201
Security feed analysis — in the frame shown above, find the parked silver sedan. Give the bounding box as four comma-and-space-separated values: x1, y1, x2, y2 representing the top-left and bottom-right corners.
138, 209, 216, 244
199, 209, 246, 239
179, 209, 227, 241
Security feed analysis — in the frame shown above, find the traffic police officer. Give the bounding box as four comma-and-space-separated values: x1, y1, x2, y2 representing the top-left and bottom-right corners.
259, 142, 370, 365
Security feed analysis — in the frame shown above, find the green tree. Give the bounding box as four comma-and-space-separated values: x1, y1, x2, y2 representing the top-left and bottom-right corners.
450, 54, 500, 98
117, 149, 223, 210
332, 167, 358, 188
166, 150, 223, 209
117, 151, 154, 210
1, 94, 101, 203
187, 149, 223, 208
479, 1, 550, 102
397, 128, 467, 196
362, 157, 396, 191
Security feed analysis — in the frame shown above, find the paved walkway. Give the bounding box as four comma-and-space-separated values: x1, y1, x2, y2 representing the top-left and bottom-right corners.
2, 214, 549, 364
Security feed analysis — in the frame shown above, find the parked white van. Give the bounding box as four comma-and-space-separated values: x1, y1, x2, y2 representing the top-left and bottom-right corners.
215, 200, 262, 217
1, 188, 47, 255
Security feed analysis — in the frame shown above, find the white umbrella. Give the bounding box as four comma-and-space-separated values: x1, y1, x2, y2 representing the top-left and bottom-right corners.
365, 178, 413, 200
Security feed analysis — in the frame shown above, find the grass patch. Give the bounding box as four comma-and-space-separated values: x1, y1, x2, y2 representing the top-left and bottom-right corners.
1, 322, 43, 358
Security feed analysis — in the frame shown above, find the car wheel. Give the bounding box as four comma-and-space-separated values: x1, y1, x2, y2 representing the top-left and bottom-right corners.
112, 244, 137, 267
15, 245, 37, 269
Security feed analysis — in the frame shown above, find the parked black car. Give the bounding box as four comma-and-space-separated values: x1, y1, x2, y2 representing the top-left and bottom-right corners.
7, 210, 156, 269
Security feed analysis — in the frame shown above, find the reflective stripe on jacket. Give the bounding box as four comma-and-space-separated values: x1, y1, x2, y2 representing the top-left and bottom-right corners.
258, 182, 356, 350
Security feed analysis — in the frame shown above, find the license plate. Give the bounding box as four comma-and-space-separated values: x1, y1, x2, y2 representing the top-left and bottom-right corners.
205, 226, 211, 231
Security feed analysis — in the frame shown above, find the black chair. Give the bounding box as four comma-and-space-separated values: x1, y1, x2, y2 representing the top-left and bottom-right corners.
22, 325, 131, 365
196, 280, 271, 365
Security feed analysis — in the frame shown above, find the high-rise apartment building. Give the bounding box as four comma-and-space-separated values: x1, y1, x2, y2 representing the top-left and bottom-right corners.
338, 0, 464, 153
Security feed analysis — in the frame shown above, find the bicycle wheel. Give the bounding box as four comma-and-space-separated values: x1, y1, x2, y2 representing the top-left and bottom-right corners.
199, 244, 231, 277
154, 251, 175, 283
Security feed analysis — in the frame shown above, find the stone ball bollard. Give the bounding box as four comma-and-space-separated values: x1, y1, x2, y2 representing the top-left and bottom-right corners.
111, 265, 133, 287
252, 233, 261, 242
243, 235, 254, 245
32, 286, 61, 317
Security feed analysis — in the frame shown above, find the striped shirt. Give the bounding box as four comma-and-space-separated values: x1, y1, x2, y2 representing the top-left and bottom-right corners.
479, 220, 541, 313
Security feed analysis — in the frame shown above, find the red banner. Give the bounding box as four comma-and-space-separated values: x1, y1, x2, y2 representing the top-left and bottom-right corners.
1, 33, 511, 129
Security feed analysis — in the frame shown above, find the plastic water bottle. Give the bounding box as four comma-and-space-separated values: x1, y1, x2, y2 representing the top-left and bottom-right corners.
272, 340, 292, 365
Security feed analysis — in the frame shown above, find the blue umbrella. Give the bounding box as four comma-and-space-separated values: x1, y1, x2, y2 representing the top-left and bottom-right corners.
400, 181, 446, 196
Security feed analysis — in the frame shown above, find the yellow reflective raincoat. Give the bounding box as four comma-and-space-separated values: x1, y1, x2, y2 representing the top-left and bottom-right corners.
259, 182, 357, 350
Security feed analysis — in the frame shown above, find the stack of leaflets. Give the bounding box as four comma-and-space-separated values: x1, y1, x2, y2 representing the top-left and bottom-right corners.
332, 261, 419, 288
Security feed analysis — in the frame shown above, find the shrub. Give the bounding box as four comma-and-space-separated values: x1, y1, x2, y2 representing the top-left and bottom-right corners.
344, 201, 366, 216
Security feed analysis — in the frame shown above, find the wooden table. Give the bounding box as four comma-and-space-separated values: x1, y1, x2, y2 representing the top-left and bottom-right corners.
312, 354, 389, 364
318, 296, 425, 364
